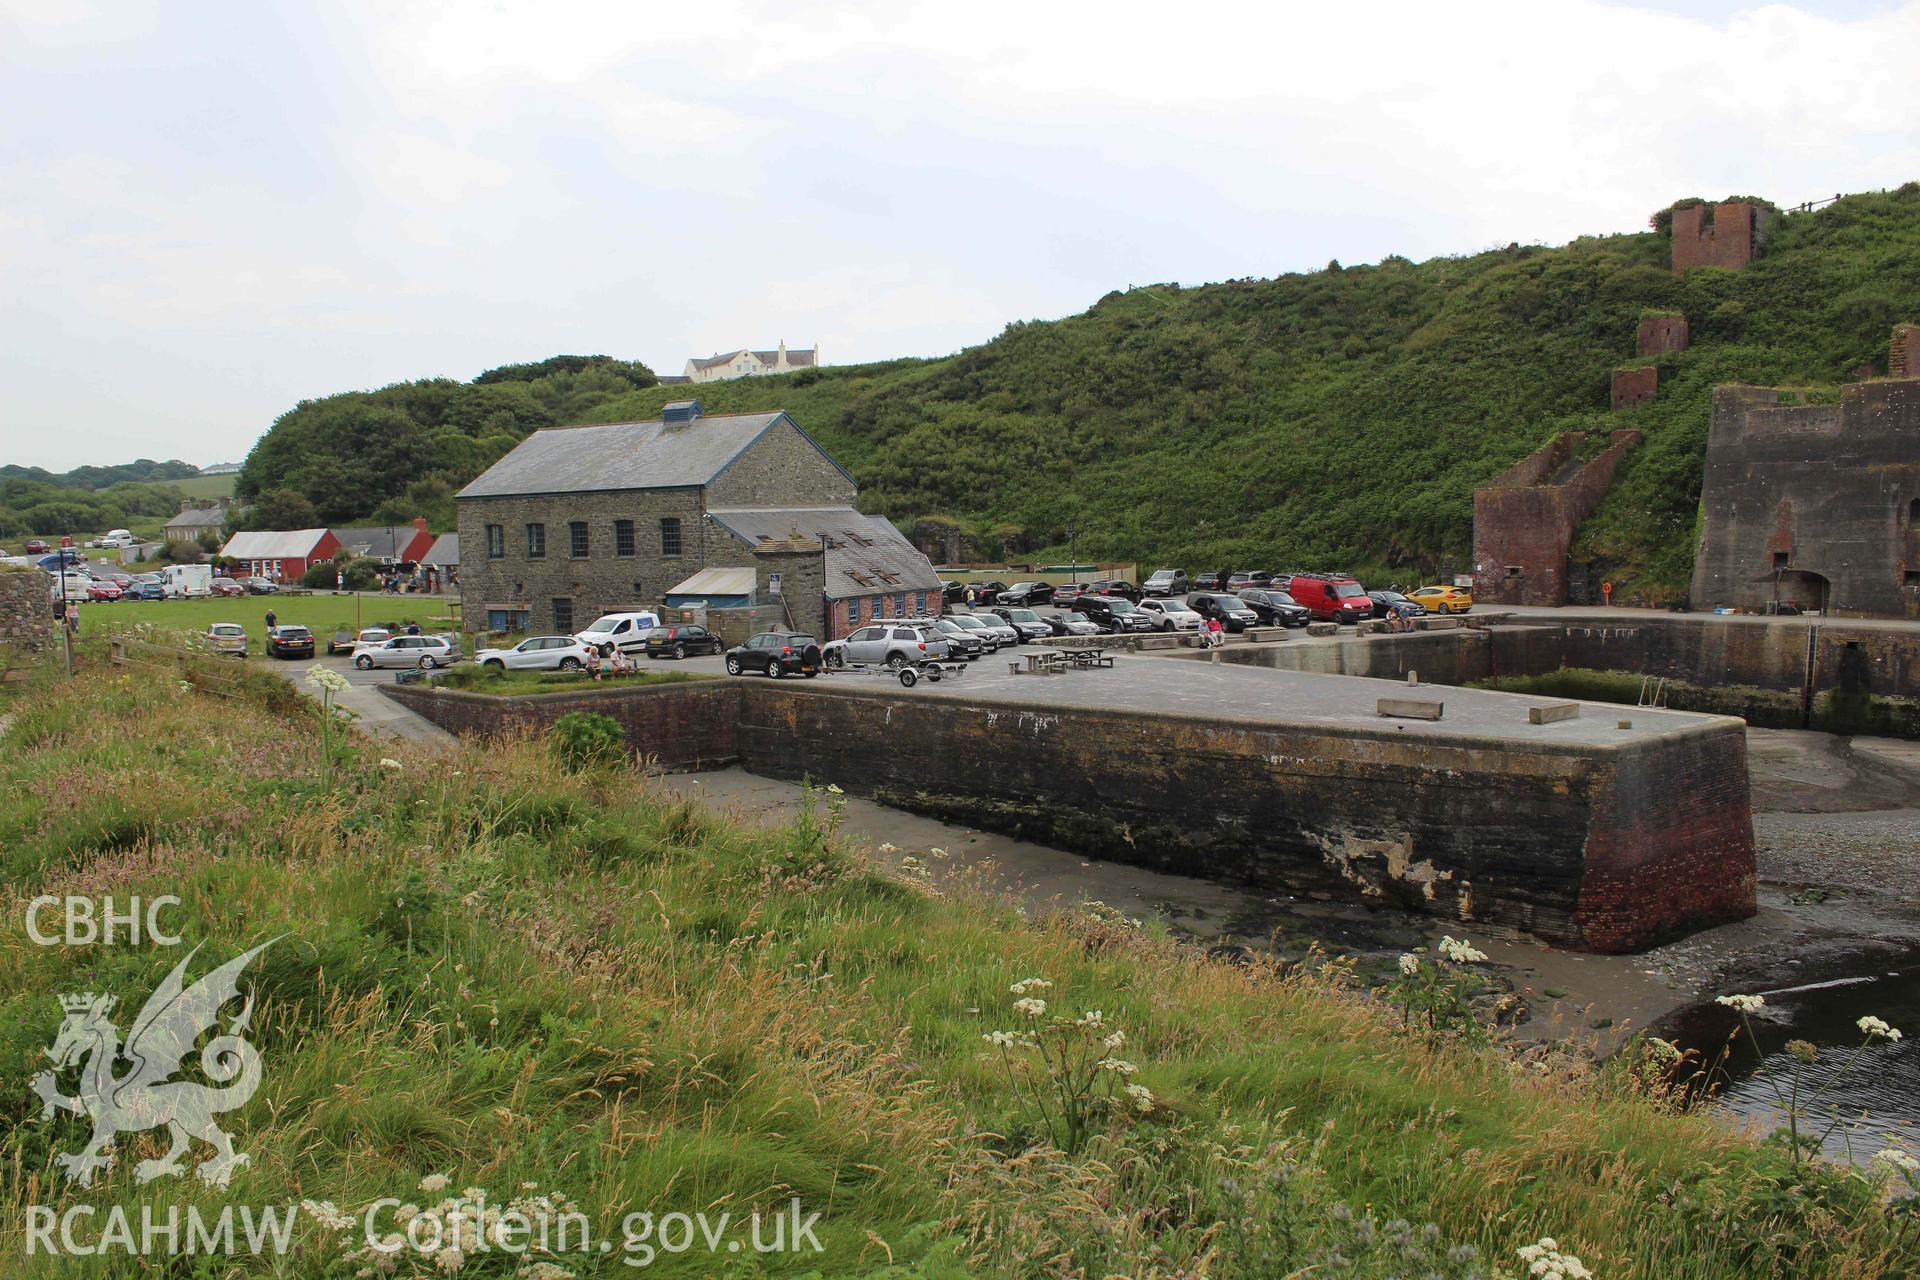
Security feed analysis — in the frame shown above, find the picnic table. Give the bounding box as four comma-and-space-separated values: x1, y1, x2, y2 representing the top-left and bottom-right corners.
1014, 647, 1111, 674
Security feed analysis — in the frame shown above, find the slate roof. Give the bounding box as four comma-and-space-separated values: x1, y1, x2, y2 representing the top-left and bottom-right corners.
688, 346, 816, 371
422, 532, 459, 566
332, 526, 414, 559
221, 529, 332, 560
455, 411, 803, 499
707, 506, 941, 601
164, 505, 230, 528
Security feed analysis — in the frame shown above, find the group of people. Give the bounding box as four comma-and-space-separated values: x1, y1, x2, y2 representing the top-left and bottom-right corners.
581, 646, 632, 679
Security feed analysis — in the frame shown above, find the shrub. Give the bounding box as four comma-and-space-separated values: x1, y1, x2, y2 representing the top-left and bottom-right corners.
547, 711, 625, 770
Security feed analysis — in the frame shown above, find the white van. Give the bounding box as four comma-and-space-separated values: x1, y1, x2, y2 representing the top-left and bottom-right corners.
99, 529, 135, 548
162, 564, 213, 598
575, 610, 661, 656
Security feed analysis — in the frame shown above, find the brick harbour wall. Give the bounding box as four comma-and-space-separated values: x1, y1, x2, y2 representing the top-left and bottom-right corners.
383, 679, 742, 771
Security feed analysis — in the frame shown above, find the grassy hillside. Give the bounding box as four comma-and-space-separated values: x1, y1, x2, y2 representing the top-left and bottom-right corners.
0, 651, 1914, 1276
234, 187, 1920, 595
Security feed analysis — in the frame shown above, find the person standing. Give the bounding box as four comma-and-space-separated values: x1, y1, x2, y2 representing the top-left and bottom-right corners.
264, 606, 278, 632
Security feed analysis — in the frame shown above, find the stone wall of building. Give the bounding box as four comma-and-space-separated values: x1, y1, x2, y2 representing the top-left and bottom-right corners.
0, 569, 54, 653
1473, 430, 1641, 606
1692, 378, 1920, 618
1672, 200, 1772, 273
704, 420, 855, 508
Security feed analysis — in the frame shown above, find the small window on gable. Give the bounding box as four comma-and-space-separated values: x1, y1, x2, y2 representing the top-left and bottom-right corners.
1504, 566, 1522, 579
1773, 551, 1790, 569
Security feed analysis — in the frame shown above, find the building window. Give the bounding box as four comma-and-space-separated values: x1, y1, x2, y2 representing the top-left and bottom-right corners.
486, 525, 505, 559
659, 517, 682, 557
614, 519, 635, 557
526, 523, 546, 558
915, 592, 926, 613
848, 597, 860, 623
1909, 498, 1920, 523
569, 521, 589, 558
486, 608, 531, 632
1504, 566, 1522, 579
552, 598, 573, 632
1773, 551, 1790, 569
895, 593, 906, 614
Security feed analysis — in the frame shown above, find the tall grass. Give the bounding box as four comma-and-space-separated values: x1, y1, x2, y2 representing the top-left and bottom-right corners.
0, 648, 1912, 1276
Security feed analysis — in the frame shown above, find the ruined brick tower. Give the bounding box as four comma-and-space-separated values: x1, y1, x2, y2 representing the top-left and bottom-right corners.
1473, 430, 1643, 606
1671, 200, 1772, 273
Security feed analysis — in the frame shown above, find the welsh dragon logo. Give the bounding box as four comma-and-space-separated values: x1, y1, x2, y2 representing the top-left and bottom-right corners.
31, 939, 276, 1188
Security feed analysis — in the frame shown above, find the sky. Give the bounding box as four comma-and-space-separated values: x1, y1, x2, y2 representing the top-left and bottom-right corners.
2, 0, 1918, 471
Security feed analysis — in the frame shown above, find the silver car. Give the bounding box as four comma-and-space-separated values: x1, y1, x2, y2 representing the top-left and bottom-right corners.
965, 611, 1022, 647
823, 623, 950, 667
475, 635, 592, 671
353, 634, 461, 670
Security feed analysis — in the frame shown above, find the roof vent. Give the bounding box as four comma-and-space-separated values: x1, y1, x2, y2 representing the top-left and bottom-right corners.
661, 400, 704, 425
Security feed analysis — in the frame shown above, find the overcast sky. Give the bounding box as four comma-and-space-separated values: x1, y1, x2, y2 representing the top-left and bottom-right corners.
3, 0, 1917, 471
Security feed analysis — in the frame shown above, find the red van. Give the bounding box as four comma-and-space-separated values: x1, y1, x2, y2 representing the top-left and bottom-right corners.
1286, 573, 1374, 624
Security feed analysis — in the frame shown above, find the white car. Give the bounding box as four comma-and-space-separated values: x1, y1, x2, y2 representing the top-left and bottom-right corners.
477, 635, 594, 671
575, 611, 661, 656
353, 634, 461, 670
1136, 599, 1203, 631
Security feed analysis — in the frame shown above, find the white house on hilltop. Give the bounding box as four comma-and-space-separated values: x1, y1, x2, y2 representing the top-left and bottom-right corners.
677, 341, 819, 384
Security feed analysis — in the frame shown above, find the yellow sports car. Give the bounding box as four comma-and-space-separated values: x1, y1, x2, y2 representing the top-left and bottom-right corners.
1408, 584, 1474, 614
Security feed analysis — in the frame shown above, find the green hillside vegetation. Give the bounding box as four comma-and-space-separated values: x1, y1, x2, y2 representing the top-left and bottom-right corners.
233, 187, 1920, 594
0, 475, 203, 545
0, 459, 201, 491
0, 654, 1913, 1276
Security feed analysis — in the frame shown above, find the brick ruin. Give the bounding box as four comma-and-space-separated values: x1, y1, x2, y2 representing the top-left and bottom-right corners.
1611, 366, 1658, 410
1472, 430, 1642, 606
1893, 323, 1920, 378
1692, 361, 1920, 618
1637, 313, 1689, 356
1671, 200, 1773, 273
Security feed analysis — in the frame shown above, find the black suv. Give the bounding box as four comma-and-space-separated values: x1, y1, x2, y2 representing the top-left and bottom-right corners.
1237, 588, 1311, 627
1187, 592, 1260, 632
1070, 595, 1155, 633
725, 632, 822, 677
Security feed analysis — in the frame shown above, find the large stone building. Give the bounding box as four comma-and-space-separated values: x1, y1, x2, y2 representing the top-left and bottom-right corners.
163, 497, 232, 543
454, 401, 940, 638
1692, 373, 1920, 618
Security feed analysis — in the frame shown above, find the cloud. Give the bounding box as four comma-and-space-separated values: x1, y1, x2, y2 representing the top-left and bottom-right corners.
1, 0, 1918, 469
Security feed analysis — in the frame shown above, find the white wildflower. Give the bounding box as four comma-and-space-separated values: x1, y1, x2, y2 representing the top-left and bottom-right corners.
435, 1246, 466, 1273
1438, 935, 1488, 964
1013, 997, 1046, 1019
1872, 1145, 1920, 1176
1858, 1014, 1903, 1041
1077, 1009, 1105, 1028
380, 757, 403, 771
929, 847, 947, 857
1398, 953, 1421, 976
1008, 977, 1053, 994
305, 664, 350, 694
1103, 1029, 1126, 1049
1123, 1083, 1155, 1113
419, 1173, 449, 1193
1096, 1057, 1138, 1075
825, 783, 843, 795
983, 1030, 1022, 1048
1515, 1237, 1590, 1280
301, 1199, 355, 1230
1716, 993, 1765, 1013
876, 842, 899, 854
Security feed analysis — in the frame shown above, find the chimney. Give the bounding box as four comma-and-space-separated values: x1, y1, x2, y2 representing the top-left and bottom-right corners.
414, 516, 429, 533
180, 498, 199, 513
661, 400, 704, 426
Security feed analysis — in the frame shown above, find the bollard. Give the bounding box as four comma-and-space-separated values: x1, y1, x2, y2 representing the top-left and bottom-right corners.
1406, 670, 1418, 686
1209, 647, 1220, 665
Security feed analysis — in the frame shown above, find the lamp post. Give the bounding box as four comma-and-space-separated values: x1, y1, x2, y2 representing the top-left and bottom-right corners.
60, 532, 73, 677
1066, 524, 1078, 584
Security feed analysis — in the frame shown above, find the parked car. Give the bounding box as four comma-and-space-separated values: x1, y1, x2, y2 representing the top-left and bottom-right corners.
331, 626, 391, 655
1040, 611, 1103, 637
961, 581, 1009, 606
1187, 592, 1260, 632
98, 571, 133, 588
1237, 588, 1311, 627
1084, 578, 1142, 602
1050, 582, 1088, 605
99, 529, 135, 549
940, 581, 968, 605
210, 577, 246, 597
643, 624, 723, 660
1142, 569, 1189, 597
354, 634, 460, 669
1071, 595, 1155, 633
996, 581, 1054, 607
205, 622, 248, 657
990, 606, 1055, 641
23, 539, 50, 554
725, 632, 823, 678
1285, 573, 1375, 624
477, 635, 594, 671
85, 580, 123, 601
126, 579, 166, 601
1367, 590, 1426, 619
915, 616, 985, 660
941, 612, 1002, 653
1406, 584, 1475, 614
1135, 598, 1203, 631
575, 610, 661, 657
822, 623, 950, 668
50, 572, 93, 601
1225, 572, 1274, 592
966, 610, 1021, 647
240, 576, 280, 595
1190, 571, 1225, 591
266, 625, 316, 659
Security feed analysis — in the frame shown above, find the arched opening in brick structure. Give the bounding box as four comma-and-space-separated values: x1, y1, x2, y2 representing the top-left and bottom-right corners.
1771, 569, 1830, 614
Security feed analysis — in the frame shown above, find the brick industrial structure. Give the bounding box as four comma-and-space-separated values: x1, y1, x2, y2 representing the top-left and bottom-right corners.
1610, 365, 1658, 410
1636, 312, 1690, 356
1473, 430, 1642, 606
1893, 323, 1920, 378
1692, 370, 1920, 618
455, 400, 940, 639
1671, 199, 1773, 273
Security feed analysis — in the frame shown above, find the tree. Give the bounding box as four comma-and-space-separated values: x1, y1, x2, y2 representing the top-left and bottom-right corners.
253, 488, 321, 531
